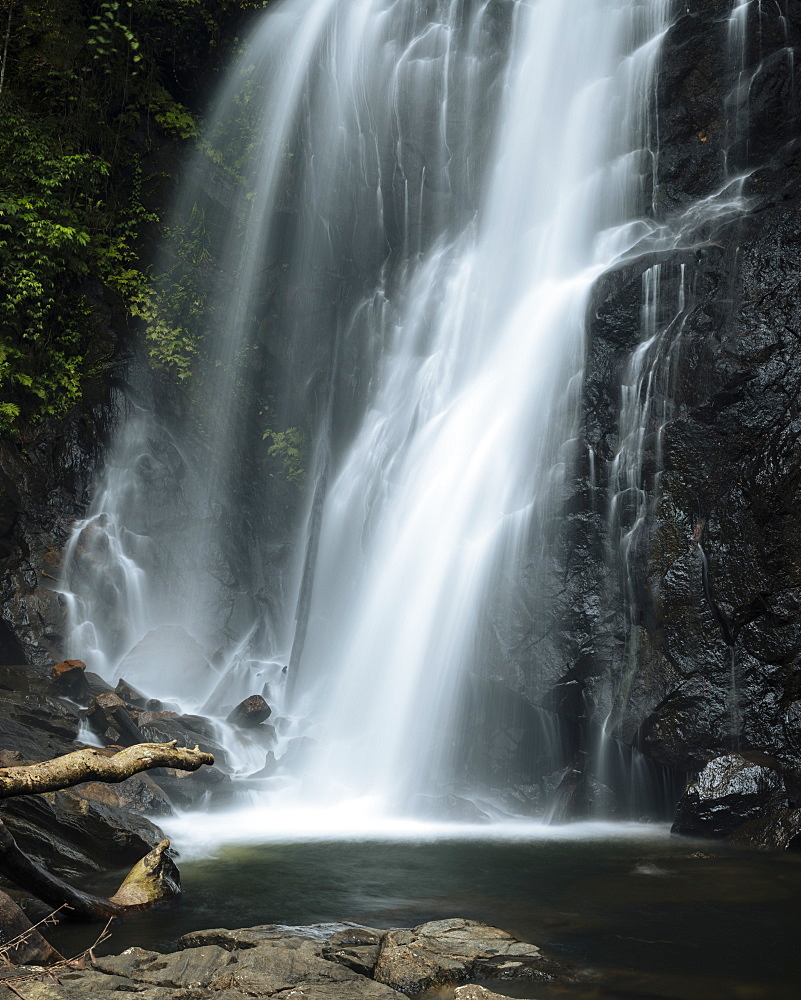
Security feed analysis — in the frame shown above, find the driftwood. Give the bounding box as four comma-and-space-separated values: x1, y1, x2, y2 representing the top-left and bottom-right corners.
0, 741, 214, 924
0, 741, 213, 800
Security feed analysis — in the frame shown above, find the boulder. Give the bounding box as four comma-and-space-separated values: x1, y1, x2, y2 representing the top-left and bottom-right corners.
0, 786, 163, 877
50, 659, 89, 699
373, 919, 543, 994
83, 671, 117, 700
373, 929, 466, 993
456, 988, 531, 1000
95, 944, 233, 987
115, 678, 147, 707
86, 692, 145, 747
672, 753, 790, 839
322, 928, 384, 976
64, 775, 172, 817
0, 663, 82, 758
147, 762, 232, 811
100, 932, 401, 998
0, 920, 559, 999
137, 712, 228, 764
227, 694, 272, 728
547, 764, 616, 824
277, 736, 315, 770
0, 888, 63, 965
208, 940, 379, 996
109, 839, 181, 909
0, 671, 83, 760
178, 924, 360, 952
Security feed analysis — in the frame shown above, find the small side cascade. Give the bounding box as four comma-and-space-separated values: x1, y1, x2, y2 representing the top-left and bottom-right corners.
591, 263, 691, 807
725, 0, 761, 173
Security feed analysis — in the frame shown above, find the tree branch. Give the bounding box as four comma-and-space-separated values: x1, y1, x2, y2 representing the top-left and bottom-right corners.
0, 742, 214, 800
0, 741, 213, 922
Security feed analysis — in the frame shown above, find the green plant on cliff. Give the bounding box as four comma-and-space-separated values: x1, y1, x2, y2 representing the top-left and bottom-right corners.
262, 425, 307, 485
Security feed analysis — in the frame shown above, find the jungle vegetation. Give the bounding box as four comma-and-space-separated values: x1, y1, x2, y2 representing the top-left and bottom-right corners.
0, 0, 268, 433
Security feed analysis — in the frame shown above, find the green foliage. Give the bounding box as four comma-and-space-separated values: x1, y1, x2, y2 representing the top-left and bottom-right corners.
0, 0, 268, 433
262, 426, 307, 485
87, 2, 142, 71
150, 86, 198, 139
0, 103, 111, 430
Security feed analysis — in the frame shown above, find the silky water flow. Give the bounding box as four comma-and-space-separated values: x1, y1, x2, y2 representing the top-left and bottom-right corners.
61, 0, 675, 836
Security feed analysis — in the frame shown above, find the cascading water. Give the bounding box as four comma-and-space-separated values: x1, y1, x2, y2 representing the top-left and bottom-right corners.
62, 0, 674, 825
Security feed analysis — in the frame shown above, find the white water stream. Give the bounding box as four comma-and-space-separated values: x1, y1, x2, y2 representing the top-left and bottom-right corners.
289, 0, 671, 814
61, 0, 679, 828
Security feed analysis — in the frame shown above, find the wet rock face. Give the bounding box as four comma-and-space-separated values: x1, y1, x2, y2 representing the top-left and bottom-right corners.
0, 395, 116, 667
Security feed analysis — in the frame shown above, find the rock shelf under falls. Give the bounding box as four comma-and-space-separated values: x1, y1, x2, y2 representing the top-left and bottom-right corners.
0, 919, 564, 999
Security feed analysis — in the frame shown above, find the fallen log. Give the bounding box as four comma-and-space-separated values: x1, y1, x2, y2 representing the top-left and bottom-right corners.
0, 741, 214, 800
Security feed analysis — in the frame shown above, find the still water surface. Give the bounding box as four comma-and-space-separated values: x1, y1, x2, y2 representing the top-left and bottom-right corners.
55, 828, 801, 1000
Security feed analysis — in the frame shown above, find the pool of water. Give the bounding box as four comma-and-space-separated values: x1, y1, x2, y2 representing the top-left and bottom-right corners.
52, 824, 801, 1000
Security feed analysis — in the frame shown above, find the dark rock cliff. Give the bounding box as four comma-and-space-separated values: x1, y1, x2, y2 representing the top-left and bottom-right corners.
540, 0, 801, 832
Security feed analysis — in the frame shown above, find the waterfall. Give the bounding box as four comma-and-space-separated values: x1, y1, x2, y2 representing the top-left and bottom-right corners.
62, 0, 672, 822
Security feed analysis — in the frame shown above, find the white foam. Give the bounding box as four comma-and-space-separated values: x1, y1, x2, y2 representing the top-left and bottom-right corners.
161, 803, 670, 859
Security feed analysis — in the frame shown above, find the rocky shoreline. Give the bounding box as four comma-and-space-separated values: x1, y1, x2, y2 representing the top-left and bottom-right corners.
0, 918, 569, 1000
